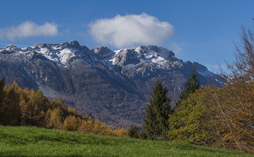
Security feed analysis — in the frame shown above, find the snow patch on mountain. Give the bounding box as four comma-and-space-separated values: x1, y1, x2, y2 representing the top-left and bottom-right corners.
58, 49, 75, 65
0, 41, 221, 82
110, 46, 174, 67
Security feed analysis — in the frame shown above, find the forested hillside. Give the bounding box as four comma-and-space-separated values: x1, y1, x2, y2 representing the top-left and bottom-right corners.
0, 78, 127, 137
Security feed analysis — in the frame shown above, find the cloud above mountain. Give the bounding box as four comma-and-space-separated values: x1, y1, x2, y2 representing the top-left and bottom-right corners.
0, 21, 58, 41
89, 13, 174, 48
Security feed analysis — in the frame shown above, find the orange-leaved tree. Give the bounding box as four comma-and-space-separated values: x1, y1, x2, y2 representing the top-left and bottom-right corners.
212, 26, 254, 153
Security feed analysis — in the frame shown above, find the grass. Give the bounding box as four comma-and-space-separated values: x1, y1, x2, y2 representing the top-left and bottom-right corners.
0, 126, 253, 157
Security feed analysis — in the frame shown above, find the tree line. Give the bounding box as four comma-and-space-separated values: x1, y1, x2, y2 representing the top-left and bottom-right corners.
0, 79, 127, 137
128, 27, 254, 154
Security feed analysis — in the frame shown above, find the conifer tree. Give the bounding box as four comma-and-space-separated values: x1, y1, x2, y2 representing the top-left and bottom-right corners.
143, 82, 172, 140
128, 124, 140, 138
177, 70, 200, 106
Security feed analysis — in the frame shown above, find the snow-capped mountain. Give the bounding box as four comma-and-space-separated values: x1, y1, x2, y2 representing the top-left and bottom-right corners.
0, 41, 224, 127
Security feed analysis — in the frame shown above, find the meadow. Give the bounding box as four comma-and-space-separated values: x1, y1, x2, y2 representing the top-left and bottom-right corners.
0, 126, 253, 157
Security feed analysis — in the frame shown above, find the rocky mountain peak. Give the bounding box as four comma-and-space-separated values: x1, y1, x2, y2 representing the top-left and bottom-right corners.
111, 48, 140, 66
58, 40, 89, 52
92, 46, 114, 60
5, 44, 19, 50
110, 45, 176, 69
0, 44, 21, 54
62, 40, 80, 47
35, 43, 54, 48
0, 41, 225, 127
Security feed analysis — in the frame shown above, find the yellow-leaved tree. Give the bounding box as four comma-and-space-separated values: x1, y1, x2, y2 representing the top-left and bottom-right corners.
210, 26, 254, 153
168, 86, 218, 145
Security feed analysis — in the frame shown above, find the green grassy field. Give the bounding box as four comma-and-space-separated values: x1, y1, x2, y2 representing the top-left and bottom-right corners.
0, 126, 253, 157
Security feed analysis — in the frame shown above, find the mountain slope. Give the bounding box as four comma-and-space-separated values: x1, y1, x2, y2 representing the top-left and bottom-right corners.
0, 41, 224, 127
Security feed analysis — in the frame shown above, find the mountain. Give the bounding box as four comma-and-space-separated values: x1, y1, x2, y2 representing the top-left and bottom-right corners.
0, 40, 224, 128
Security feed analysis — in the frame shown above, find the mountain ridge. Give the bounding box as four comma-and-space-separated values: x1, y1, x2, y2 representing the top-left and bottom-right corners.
0, 40, 224, 127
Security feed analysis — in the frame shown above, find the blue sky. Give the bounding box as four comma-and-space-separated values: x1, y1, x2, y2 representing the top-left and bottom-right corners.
0, 0, 254, 72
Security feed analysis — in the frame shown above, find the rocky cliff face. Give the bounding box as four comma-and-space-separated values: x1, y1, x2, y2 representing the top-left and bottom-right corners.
0, 41, 224, 127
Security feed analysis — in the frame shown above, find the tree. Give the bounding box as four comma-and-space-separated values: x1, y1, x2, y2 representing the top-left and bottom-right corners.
203, 26, 254, 153
227, 26, 254, 82
177, 70, 200, 106
128, 124, 140, 138
0, 84, 20, 125
143, 82, 172, 140
63, 115, 81, 131
168, 87, 217, 145
45, 107, 64, 129
0, 77, 5, 118
77, 117, 114, 136
22, 89, 49, 126
113, 128, 128, 137
220, 26, 254, 153
10, 81, 28, 126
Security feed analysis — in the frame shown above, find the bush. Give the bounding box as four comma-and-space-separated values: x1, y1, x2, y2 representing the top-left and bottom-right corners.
128, 125, 140, 138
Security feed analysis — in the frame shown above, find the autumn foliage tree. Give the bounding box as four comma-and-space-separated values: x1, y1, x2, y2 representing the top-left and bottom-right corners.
45, 107, 64, 129
210, 26, 254, 153
0, 78, 5, 108
167, 26, 254, 153
0, 78, 5, 125
168, 26, 254, 153
0, 82, 20, 125
209, 83, 254, 153
21, 89, 48, 126
63, 115, 81, 131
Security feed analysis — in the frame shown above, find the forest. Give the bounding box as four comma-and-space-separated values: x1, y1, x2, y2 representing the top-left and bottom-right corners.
0, 27, 253, 154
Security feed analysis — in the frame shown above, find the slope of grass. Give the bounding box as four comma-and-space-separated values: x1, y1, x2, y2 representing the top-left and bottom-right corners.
0, 126, 253, 157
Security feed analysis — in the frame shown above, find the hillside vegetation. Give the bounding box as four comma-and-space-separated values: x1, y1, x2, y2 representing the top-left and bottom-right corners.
0, 78, 127, 137
0, 126, 252, 157
166, 27, 254, 153
127, 27, 254, 154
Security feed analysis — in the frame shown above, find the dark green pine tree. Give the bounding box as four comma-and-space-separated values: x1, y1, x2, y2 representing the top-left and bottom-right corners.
0, 77, 6, 124
143, 82, 172, 140
128, 124, 140, 139
177, 70, 200, 106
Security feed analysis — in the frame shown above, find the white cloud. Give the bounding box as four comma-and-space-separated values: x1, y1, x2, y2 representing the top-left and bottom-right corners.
0, 21, 59, 41
89, 13, 174, 48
